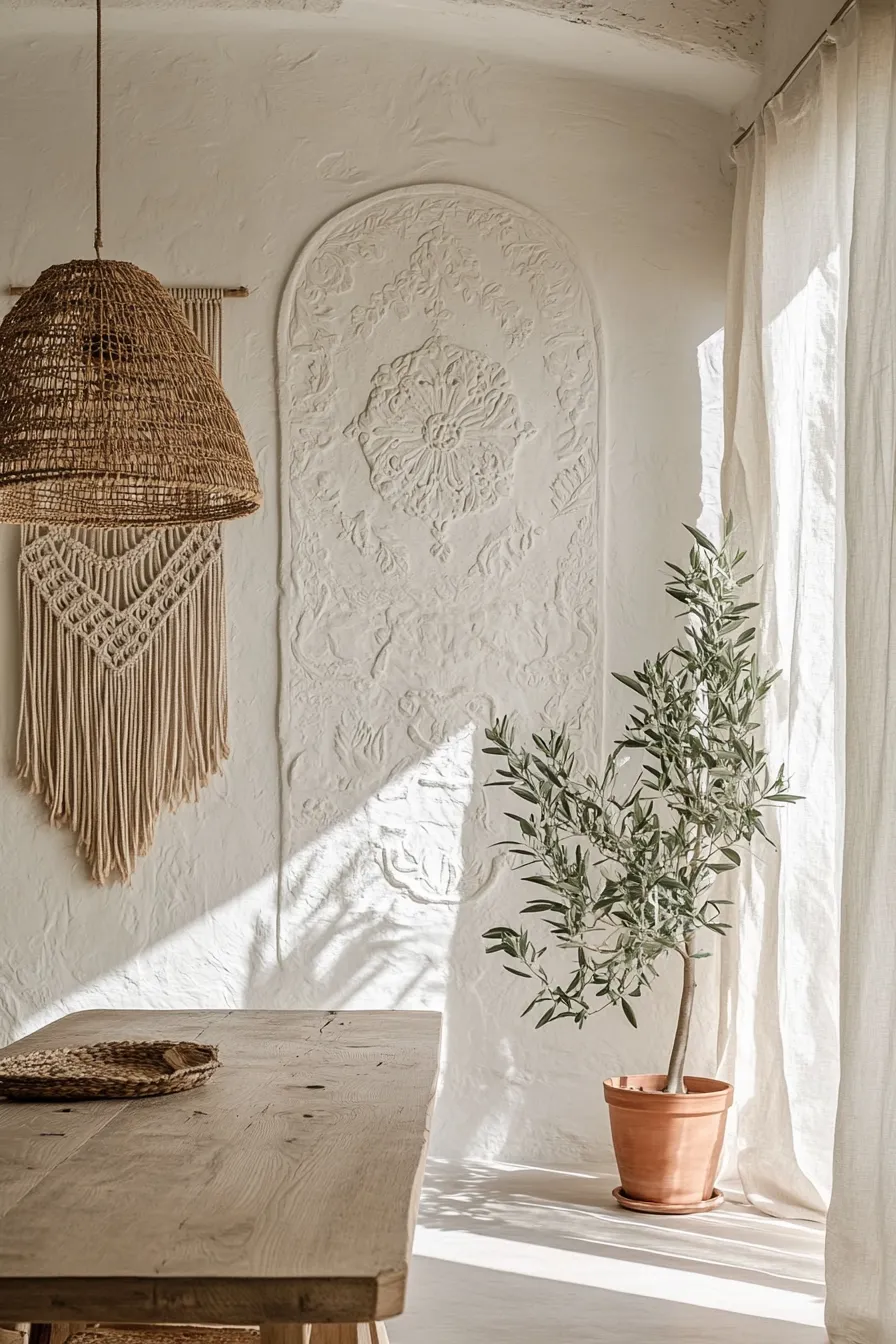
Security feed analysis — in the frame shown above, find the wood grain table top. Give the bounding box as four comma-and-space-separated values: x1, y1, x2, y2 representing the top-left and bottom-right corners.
0, 1009, 442, 1324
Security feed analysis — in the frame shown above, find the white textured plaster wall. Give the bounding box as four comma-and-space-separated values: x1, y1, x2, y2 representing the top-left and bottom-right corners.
0, 24, 732, 1164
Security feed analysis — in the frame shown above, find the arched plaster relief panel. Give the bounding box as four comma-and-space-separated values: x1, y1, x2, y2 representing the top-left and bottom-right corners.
275, 185, 600, 1019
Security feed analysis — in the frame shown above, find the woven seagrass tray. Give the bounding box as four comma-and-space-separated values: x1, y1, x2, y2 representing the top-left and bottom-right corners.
69, 1332, 260, 1344
0, 1040, 219, 1101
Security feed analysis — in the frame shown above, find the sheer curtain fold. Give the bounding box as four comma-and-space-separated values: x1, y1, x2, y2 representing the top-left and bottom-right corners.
723, 2, 896, 1338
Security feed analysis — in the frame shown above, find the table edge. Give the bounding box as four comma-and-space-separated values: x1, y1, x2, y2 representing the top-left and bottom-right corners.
0, 1267, 407, 1323
0, 1010, 438, 1324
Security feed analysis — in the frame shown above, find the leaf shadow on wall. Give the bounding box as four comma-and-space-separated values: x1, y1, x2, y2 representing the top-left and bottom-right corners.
240, 717, 594, 1165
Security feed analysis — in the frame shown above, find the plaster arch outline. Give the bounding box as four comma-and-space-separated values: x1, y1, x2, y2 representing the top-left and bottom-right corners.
276, 183, 602, 939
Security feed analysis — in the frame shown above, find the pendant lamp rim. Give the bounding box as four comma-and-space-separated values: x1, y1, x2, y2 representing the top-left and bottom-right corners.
0, 255, 262, 528
0, 476, 262, 530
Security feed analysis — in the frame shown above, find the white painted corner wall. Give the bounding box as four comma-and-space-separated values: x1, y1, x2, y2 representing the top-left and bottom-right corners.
0, 18, 732, 1165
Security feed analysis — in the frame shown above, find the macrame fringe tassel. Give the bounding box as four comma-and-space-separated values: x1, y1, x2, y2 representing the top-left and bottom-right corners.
17, 529, 229, 886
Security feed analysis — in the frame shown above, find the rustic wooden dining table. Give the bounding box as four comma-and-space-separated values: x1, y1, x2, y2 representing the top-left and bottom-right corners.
0, 1010, 442, 1344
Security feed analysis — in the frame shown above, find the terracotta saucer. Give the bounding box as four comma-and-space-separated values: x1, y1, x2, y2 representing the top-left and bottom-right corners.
612, 1186, 725, 1215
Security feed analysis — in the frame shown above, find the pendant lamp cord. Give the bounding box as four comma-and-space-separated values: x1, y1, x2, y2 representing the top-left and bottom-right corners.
94, 0, 103, 258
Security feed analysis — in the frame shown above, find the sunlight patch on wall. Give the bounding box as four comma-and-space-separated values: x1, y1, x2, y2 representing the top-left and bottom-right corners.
272, 723, 477, 1010
15, 729, 475, 1037
13, 871, 276, 1040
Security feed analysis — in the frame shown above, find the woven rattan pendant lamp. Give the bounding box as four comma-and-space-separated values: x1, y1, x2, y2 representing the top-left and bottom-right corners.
0, 0, 261, 527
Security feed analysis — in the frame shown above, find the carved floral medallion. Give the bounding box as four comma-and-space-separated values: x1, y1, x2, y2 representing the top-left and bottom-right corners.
348, 337, 526, 528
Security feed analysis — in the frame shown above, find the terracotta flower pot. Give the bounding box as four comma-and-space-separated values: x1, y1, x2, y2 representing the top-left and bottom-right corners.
603, 1074, 733, 1214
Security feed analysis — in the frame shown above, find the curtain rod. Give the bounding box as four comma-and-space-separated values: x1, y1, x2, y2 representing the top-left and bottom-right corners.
6, 284, 250, 298
732, 0, 856, 151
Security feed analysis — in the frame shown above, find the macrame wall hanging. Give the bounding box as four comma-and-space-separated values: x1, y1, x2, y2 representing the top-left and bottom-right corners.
16, 287, 245, 886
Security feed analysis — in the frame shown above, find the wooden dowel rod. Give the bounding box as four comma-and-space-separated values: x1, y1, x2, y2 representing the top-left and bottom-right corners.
6, 284, 250, 298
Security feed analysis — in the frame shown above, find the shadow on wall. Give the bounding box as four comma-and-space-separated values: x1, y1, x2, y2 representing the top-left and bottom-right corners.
242, 719, 608, 1165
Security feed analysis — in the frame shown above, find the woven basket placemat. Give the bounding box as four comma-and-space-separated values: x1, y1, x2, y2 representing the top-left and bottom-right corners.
69, 1332, 259, 1344
0, 1040, 219, 1101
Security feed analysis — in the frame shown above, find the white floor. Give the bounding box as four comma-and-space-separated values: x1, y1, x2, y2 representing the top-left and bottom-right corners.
391, 1161, 826, 1344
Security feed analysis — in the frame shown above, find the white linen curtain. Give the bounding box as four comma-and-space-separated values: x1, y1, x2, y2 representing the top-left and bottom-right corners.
826, 5, 896, 1341
724, 2, 896, 1337
721, 15, 855, 1222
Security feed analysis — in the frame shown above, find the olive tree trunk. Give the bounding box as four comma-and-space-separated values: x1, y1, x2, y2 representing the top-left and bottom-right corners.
664, 940, 698, 1095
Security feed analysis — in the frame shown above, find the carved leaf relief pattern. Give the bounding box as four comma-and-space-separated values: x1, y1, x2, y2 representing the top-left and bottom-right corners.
277, 185, 600, 1005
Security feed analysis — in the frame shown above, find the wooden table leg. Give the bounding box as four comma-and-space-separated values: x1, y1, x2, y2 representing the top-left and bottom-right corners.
28, 1325, 87, 1344
261, 1323, 389, 1344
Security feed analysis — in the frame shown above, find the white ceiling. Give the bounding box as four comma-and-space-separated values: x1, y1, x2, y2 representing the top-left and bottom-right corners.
464, 0, 762, 64
0, 0, 765, 111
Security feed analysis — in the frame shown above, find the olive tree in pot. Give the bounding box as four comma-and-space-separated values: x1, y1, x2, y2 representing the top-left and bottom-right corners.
482, 519, 798, 1214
